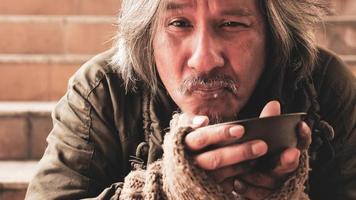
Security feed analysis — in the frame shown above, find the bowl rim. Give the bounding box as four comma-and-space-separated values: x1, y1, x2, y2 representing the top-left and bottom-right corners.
210, 112, 307, 127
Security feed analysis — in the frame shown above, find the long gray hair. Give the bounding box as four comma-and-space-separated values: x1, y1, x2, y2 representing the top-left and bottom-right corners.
111, 0, 328, 94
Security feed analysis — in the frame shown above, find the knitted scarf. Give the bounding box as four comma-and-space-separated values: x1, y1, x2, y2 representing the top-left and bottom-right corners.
119, 114, 310, 200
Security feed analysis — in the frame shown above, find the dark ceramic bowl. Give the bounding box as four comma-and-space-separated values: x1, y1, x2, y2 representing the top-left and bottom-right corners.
210, 112, 306, 170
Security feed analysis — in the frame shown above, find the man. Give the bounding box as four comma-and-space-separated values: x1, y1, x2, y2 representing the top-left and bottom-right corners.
26, 0, 355, 199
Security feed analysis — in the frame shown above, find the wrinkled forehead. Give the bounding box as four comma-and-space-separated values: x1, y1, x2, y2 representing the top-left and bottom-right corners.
160, 0, 260, 15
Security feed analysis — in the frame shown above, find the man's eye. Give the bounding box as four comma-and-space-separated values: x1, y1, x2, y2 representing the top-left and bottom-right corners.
168, 20, 192, 28
220, 21, 248, 28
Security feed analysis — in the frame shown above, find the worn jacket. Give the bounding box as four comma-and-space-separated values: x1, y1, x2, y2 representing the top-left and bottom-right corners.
25, 47, 356, 200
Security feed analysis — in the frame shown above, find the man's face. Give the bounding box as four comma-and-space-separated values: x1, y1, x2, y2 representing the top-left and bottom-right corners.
153, 0, 267, 122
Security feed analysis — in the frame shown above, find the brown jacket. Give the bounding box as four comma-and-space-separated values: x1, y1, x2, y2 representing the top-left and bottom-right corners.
25, 48, 356, 199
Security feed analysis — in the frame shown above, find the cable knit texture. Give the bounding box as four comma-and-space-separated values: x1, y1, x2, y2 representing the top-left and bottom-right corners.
120, 114, 310, 200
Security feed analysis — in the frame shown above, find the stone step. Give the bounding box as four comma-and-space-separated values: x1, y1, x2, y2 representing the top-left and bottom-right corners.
317, 16, 356, 55
329, 0, 356, 16
0, 161, 38, 200
0, 54, 90, 101
0, 0, 121, 15
0, 15, 116, 54
0, 102, 54, 160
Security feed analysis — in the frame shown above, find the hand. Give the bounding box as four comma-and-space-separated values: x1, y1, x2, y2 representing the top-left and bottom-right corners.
181, 101, 311, 200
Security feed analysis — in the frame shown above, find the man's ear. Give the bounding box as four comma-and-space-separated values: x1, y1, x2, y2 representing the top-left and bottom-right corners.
259, 100, 281, 118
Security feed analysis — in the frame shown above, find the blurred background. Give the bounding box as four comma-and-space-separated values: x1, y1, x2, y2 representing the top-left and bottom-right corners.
0, 0, 354, 199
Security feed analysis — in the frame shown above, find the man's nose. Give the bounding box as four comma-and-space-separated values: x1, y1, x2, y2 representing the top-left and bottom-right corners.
187, 30, 224, 72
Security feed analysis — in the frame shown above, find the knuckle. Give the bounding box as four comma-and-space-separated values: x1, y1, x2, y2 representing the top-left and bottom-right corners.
193, 132, 207, 148
240, 146, 254, 160
204, 152, 222, 170
220, 126, 231, 139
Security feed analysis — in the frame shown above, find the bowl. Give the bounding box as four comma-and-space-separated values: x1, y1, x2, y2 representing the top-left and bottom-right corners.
209, 112, 306, 171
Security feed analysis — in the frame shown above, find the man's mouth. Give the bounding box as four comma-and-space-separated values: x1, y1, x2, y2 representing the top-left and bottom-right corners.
192, 86, 227, 99
178, 74, 239, 98
183, 80, 239, 96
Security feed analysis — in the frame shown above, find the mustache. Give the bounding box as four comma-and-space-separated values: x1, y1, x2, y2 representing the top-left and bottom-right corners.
178, 74, 239, 96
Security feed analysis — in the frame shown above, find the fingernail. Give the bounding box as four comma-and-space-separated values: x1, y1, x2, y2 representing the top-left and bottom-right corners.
229, 125, 244, 138
251, 141, 267, 156
192, 116, 206, 126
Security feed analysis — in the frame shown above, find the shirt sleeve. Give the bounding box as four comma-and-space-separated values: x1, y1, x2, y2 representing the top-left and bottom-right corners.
25, 57, 133, 199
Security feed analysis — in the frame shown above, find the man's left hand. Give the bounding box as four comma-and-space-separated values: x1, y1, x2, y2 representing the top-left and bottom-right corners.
182, 101, 312, 200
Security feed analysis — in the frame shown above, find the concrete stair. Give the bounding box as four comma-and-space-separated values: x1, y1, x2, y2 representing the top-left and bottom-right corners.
0, 102, 53, 199
0, 102, 54, 160
0, 0, 121, 15
0, 15, 116, 101
0, 54, 91, 101
320, 0, 356, 73
0, 15, 116, 54
316, 16, 356, 74
329, 0, 356, 16
0, 0, 354, 200
0, 161, 37, 200
318, 16, 356, 55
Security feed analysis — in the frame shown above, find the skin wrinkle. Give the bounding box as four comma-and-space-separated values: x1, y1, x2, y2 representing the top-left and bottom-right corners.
166, 0, 254, 18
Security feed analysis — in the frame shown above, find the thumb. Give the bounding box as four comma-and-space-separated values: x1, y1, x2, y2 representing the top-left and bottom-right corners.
259, 101, 281, 118
177, 113, 209, 128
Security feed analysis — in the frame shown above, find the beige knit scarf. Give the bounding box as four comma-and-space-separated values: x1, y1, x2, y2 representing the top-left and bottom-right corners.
119, 114, 310, 200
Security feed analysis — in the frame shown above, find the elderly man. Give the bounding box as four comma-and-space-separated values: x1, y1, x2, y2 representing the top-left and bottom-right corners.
26, 0, 355, 199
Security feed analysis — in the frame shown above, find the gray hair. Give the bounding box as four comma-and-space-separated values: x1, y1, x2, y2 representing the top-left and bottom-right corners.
111, 0, 162, 94
260, 0, 328, 76
111, 0, 328, 94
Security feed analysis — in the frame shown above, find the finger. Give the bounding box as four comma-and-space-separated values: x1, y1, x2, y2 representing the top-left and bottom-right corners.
185, 124, 244, 151
239, 172, 278, 190
259, 100, 281, 118
297, 121, 312, 150
235, 179, 272, 200
194, 140, 267, 170
237, 151, 300, 191
208, 161, 254, 183
272, 148, 300, 178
